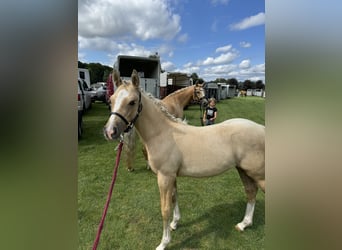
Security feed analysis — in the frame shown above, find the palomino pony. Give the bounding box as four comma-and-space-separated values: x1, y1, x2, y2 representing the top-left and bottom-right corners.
239, 90, 247, 97
104, 70, 265, 250
161, 83, 206, 118
124, 83, 206, 171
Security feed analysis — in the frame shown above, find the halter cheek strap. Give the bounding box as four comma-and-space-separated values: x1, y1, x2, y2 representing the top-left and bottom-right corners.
193, 87, 203, 101
110, 91, 143, 133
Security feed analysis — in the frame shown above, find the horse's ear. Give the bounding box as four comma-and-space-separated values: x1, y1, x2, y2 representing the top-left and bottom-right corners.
131, 69, 140, 87
113, 70, 122, 87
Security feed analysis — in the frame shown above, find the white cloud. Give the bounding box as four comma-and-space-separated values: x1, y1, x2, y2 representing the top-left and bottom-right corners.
79, 35, 175, 64
240, 41, 251, 48
215, 44, 232, 53
181, 64, 200, 74
183, 62, 193, 68
161, 61, 176, 71
250, 63, 265, 73
230, 12, 265, 30
239, 59, 251, 69
203, 64, 237, 74
238, 63, 265, 81
177, 33, 188, 43
78, 0, 181, 40
78, 36, 153, 57
78, 36, 118, 51
199, 62, 265, 82
202, 52, 238, 65
78, 52, 86, 62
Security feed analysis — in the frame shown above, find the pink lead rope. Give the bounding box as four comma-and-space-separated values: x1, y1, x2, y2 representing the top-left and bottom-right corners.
92, 140, 124, 250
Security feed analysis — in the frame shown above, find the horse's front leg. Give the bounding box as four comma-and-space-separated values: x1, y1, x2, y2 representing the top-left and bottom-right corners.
170, 180, 180, 230
156, 172, 176, 250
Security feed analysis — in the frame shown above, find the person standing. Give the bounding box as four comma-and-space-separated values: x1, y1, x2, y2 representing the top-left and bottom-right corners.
203, 97, 217, 125
106, 73, 114, 109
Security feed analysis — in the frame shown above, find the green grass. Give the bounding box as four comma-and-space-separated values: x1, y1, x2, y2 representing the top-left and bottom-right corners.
78, 97, 265, 250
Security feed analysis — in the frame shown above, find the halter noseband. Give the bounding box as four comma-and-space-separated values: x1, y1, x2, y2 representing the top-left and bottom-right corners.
110, 91, 143, 133
193, 85, 204, 101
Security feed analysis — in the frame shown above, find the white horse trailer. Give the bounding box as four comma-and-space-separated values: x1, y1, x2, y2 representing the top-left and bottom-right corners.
114, 55, 161, 98
226, 84, 236, 98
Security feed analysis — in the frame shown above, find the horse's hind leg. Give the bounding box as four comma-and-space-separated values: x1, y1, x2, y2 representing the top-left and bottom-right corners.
141, 144, 150, 169
235, 167, 259, 231
123, 129, 136, 171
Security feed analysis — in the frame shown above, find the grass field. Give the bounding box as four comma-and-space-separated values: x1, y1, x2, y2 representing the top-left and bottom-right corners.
78, 96, 265, 250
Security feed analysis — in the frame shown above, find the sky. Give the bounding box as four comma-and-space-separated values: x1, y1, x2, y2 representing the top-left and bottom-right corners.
78, 0, 265, 82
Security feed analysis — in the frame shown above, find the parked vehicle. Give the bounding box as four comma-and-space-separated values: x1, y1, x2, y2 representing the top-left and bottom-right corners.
88, 86, 97, 102
78, 68, 91, 89
90, 82, 107, 103
78, 78, 92, 110
95, 85, 107, 103
114, 55, 161, 97
78, 83, 84, 139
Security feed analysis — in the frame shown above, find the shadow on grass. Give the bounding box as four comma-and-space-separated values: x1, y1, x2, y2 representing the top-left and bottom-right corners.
168, 200, 264, 249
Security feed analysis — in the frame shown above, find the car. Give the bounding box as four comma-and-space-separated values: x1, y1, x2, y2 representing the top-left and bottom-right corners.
78, 78, 92, 110
90, 82, 107, 103
88, 86, 97, 102
95, 85, 107, 102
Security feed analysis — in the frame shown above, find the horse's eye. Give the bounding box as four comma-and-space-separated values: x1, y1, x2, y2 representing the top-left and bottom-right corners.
129, 100, 136, 106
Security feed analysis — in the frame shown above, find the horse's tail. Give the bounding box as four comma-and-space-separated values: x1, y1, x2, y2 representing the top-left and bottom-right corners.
123, 128, 137, 171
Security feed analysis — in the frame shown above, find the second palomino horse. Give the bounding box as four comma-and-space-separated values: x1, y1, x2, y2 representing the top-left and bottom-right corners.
104, 70, 265, 250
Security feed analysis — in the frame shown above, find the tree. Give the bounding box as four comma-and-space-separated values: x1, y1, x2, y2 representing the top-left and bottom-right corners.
227, 78, 238, 87
102, 65, 113, 82
78, 61, 113, 84
190, 73, 199, 83
255, 80, 265, 90
243, 79, 255, 90
78, 61, 86, 68
214, 78, 227, 83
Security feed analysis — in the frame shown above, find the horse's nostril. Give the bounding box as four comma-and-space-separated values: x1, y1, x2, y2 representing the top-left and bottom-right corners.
104, 127, 117, 140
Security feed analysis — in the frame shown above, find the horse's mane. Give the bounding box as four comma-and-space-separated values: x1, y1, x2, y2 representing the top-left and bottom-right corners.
140, 88, 186, 124
163, 85, 193, 99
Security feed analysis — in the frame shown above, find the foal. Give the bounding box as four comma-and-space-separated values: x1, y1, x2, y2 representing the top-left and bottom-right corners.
104, 70, 265, 250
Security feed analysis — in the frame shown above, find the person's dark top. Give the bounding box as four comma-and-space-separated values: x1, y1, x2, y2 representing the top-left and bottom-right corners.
205, 106, 217, 120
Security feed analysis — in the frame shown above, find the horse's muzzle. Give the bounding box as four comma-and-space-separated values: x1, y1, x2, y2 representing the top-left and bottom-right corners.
200, 98, 208, 107
103, 126, 118, 140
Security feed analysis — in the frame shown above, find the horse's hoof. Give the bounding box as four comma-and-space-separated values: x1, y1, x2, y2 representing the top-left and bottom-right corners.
235, 224, 244, 232
170, 223, 177, 231
127, 168, 134, 172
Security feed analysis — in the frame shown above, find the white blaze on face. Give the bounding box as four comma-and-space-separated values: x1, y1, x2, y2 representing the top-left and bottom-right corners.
113, 89, 129, 113
105, 89, 129, 138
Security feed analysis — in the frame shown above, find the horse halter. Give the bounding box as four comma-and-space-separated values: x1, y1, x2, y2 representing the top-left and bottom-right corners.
110, 91, 143, 133
193, 85, 204, 101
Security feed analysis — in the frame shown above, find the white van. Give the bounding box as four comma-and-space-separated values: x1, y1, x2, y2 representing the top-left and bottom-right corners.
78, 78, 92, 110
78, 68, 91, 89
